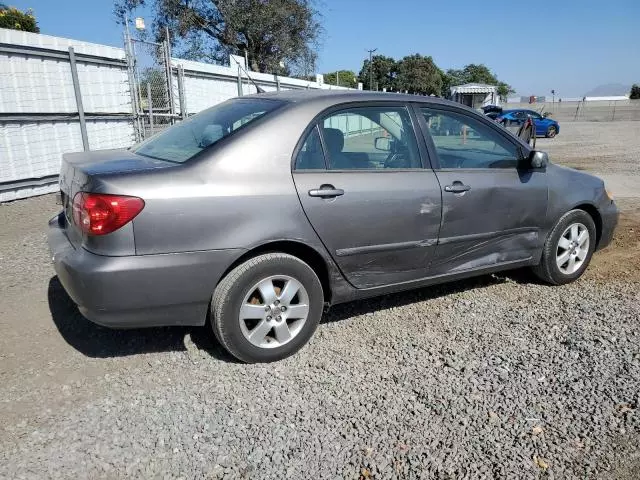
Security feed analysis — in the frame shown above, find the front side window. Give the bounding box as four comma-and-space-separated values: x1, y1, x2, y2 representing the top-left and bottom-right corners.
133, 98, 282, 163
320, 106, 421, 170
421, 108, 521, 169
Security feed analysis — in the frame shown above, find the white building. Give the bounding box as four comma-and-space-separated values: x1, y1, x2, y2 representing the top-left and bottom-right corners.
450, 83, 499, 109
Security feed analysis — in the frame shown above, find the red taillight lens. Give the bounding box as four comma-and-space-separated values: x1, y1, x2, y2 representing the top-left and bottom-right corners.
72, 193, 145, 236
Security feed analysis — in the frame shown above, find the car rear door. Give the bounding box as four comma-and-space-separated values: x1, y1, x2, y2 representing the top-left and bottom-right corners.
416, 104, 548, 275
291, 103, 442, 289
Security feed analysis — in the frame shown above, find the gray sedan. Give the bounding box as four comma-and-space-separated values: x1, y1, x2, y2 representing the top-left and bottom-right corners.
48, 91, 618, 363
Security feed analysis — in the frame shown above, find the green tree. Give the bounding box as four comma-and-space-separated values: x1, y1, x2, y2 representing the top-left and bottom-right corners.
497, 81, 516, 101
323, 70, 357, 88
357, 55, 397, 91
395, 54, 442, 96
0, 4, 39, 32
630, 84, 640, 100
114, 0, 321, 76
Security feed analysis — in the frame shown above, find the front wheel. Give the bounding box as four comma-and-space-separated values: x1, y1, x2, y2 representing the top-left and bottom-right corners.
211, 253, 324, 363
546, 125, 557, 138
532, 209, 596, 285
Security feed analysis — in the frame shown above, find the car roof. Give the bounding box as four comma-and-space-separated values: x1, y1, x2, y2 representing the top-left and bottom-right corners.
244, 89, 457, 107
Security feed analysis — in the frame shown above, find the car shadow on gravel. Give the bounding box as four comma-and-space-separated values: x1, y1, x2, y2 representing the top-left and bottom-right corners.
323, 268, 540, 323
47, 276, 238, 362
48, 268, 538, 360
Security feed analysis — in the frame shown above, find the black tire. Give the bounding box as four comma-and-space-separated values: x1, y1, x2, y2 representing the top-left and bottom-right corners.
211, 253, 324, 363
546, 125, 557, 138
532, 209, 597, 285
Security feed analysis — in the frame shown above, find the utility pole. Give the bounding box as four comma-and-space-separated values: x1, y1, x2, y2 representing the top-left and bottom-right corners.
336, 70, 340, 87
366, 48, 377, 91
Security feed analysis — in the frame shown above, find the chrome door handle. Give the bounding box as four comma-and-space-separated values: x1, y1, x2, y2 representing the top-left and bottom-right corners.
308, 186, 344, 198
444, 183, 471, 194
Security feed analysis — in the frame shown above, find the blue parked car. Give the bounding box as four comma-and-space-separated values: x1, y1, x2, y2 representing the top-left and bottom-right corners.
496, 109, 560, 138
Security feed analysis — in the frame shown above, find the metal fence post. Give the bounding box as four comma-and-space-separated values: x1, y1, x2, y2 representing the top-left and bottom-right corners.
147, 82, 154, 135
163, 27, 176, 121
123, 31, 143, 142
68, 47, 89, 151
237, 65, 243, 96
275, 74, 281, 91
612, 101, 616, 121
177, 64, 187, 119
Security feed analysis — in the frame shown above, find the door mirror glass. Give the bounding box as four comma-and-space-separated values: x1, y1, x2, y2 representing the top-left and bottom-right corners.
374, 136, 391, 151
528, 150, 548, 169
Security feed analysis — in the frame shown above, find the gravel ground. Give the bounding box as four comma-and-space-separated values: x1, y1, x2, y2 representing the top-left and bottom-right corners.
2, 122, 640, 479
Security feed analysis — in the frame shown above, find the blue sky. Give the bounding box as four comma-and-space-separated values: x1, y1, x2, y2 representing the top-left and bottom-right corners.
9, 0, 640, 97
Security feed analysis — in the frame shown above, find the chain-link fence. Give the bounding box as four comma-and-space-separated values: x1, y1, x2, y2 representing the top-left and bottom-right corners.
503, 100, 640, 122
125, 35, 178, 141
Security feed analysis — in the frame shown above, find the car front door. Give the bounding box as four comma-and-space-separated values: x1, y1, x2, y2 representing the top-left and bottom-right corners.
292, 104, 442, 289
417, 105, 548, 275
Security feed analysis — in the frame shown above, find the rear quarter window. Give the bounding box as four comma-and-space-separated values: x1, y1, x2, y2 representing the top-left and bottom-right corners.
133, 98, 283, 163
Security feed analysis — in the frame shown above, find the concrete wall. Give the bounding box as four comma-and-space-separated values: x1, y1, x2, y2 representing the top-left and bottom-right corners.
170, 57, 352, 116
0, 28, 134, 202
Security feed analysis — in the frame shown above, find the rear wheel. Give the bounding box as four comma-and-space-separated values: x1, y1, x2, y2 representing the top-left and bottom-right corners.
546, 125, 557, 138
532, 209, 596, 285
211, 253, 324, 363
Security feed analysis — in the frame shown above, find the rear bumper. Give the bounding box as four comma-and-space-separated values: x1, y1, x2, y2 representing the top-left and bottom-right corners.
596, 200, 618, 251
48, 213, 244, 328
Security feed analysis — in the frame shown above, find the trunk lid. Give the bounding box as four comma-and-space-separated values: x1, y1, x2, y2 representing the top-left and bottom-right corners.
59, 149, 177, 249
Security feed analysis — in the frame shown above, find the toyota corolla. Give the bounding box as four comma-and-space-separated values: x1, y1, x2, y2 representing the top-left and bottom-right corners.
48, 91, 618, 363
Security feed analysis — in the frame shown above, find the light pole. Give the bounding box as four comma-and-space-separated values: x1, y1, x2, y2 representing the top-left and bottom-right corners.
366, 48, 377, 91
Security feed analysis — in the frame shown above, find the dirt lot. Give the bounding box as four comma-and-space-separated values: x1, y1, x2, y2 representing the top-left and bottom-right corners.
1, 121, 639, 479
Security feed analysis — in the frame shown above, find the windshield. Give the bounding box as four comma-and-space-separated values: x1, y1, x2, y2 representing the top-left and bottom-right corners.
132, 98, 283, 163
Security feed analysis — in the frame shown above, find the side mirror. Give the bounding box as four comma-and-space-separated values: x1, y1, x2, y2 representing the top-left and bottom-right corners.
528, 150, 548, 169
374, 137, 391, 152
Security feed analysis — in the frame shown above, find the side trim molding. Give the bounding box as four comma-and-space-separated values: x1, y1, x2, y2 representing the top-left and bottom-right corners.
437, 227, 539, 245
335, 238, 437, 257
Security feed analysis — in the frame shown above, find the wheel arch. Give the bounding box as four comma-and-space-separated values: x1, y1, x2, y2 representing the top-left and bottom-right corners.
219, 240, 333, 304
573, 203, 602, 247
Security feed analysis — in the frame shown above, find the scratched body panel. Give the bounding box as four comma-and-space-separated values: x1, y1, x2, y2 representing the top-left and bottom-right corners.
292, 171, 442, 288
429, 167, 548, 274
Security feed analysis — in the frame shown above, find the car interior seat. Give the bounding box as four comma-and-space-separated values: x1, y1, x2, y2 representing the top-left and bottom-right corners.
322, 128, 356, 169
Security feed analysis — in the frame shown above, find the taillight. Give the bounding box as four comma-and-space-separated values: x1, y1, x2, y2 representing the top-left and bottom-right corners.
72, 193, 145, 236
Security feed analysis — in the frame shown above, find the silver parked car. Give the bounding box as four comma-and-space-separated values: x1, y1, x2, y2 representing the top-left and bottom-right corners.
48, 91, 618, 362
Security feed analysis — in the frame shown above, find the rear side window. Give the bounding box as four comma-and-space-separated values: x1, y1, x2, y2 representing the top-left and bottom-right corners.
133, 98, 282, 163
320, 106, 421, 170
295, 126, 326, 170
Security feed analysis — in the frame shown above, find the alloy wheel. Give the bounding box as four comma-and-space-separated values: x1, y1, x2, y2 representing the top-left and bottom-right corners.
556, 222, 589, 274
238, 275, 310, 349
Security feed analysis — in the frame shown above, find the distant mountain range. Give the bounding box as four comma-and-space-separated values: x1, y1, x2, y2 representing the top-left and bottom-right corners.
584, 83, 630, 97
